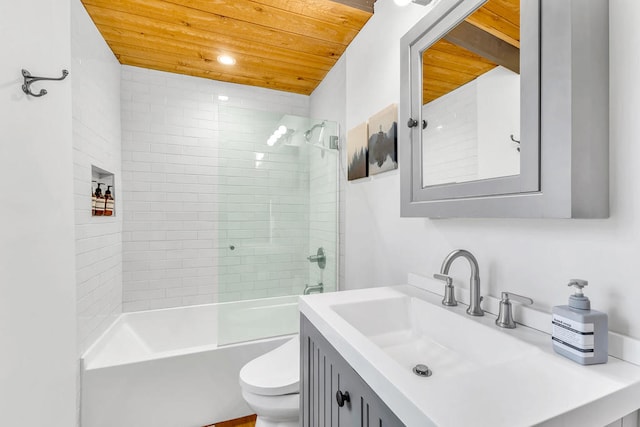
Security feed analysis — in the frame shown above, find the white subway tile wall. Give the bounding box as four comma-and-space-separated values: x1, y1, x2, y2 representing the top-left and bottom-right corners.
120, 66, 324, 310
217, 107, 311, 301
72, 3, 123, 355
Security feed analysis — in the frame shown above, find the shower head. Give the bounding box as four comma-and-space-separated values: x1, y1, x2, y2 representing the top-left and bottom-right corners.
304, 121, 326, 143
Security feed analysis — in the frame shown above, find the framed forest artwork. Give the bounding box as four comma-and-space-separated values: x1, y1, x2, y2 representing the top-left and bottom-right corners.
368, 104, 398, 175
347, 122, 368, 180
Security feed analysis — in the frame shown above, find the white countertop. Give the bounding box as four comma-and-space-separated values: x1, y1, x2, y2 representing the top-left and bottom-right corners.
299, 282, 640, 427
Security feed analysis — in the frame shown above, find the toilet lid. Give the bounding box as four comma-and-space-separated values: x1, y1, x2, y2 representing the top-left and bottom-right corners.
239, 335, 300, 396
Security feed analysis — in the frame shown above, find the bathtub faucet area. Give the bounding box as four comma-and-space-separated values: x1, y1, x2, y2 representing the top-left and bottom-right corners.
304, 282, 324, 295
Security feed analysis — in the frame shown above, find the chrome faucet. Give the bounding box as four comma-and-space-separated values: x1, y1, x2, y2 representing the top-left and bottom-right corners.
303, 282, 324, 295
438, 249, 484, 316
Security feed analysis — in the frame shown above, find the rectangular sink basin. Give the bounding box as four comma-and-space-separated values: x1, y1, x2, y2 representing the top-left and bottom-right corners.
331, 295, 538, 379
300, 284, 640, 426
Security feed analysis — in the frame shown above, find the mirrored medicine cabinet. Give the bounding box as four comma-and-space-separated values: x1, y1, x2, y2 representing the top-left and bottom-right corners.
399, 0, 609, 218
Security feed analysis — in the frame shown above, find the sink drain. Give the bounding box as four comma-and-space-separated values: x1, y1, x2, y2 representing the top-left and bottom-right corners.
413, 364, 432, 377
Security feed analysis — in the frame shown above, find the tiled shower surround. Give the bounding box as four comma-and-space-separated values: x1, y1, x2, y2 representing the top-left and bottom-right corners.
72, 0, 122, 354
121, 66, 337, 311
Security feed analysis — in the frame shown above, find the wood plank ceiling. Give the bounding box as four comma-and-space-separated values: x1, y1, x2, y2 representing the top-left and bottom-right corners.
82, 0, 374, 95
423, 0, 520, 104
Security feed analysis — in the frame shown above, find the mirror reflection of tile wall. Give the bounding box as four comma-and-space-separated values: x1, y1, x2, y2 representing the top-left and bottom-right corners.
422, 66, 520, 187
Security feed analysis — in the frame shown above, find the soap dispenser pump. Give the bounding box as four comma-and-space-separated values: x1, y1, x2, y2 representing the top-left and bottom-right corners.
552, 280, 608, 365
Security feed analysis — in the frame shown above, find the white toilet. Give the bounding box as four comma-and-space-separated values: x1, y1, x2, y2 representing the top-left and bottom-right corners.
239, 335, 300, 427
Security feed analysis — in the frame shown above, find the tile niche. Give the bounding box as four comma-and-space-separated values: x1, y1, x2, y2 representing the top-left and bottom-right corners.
91, 165, 115, 217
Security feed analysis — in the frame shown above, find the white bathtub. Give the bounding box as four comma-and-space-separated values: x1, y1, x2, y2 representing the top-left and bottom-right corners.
81, 296, 299, 427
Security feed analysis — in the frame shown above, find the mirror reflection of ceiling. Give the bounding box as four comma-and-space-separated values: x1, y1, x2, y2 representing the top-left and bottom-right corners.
422, 0, 520, 104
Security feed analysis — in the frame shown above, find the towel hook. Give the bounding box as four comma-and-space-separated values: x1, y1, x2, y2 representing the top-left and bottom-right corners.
21, 69, 69, 97
510, 134, 521, 152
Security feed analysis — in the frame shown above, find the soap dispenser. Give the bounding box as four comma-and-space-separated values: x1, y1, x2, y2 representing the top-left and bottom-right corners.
552, 280, 608, 365
104, 185, 114, 216
94, 183, 104, 216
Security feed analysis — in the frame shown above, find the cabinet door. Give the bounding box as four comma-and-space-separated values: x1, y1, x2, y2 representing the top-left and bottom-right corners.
399, 0, 609, 219
301, 315, 404, 427
333, 358, 361, 426
301, 324, 332, 426
337, 364, 403, 427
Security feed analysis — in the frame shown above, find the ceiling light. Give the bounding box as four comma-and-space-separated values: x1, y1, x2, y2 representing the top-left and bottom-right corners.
218, 95, 229, 101
217, 55, 236, 65
267, 125, 293, 147
274, 125, 287, 137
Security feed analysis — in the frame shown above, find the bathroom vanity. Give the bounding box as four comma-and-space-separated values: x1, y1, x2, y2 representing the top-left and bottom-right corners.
301, 317, 402, 426
299, 281, 640, 426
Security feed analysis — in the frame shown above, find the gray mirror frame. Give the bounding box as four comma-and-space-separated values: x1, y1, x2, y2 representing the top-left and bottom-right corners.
400, 0, 609, 218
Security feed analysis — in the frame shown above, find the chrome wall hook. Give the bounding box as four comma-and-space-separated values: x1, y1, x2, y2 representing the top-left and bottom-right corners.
21, 69, 69, 97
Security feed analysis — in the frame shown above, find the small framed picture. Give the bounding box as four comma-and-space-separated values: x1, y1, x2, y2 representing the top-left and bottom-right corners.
368, 104, 398, 176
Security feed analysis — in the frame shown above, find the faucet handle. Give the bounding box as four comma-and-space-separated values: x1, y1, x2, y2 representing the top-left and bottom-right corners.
495, 292, 533, 329
502, 292, 533, 305
307, 247, 326, 269
433, 273, 452, 285
433, 274, 457, 307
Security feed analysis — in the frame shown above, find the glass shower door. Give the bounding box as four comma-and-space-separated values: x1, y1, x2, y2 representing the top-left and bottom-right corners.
216, 106, 339, 345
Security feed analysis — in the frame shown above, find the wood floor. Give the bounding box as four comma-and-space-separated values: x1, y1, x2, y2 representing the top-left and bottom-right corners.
205, 414, 257, 427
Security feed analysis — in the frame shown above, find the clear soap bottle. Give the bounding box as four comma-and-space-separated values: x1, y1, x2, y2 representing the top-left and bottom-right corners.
552, 280, 608, 365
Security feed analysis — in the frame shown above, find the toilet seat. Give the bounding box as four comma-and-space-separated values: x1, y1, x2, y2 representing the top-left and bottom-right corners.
239, 335, 299, 396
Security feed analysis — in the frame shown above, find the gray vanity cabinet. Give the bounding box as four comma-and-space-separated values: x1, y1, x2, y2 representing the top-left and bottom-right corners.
300, 315, 404, 427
